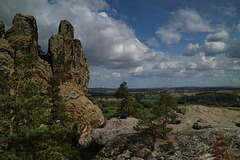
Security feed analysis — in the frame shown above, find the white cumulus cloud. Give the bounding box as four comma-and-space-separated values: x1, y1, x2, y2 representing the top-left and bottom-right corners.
128, 66, 144, 76
176, 9, 213, 32
204, 30, 229, 56
204, 41, 227, 56
112, 72, 121, 78
156, 28, 181, 45
98, 12, 108, 18
156, 8, 212, 45
206, 29, 229, 42
183, 43, 200, 56
90, 71, 121, 80
146, 37, 160, 47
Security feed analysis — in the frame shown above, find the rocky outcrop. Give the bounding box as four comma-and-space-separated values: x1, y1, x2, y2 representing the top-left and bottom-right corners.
5, 13, 38, 58
48, 20, 104, 131
59, 82, 104, 134
0, 20, 5, 38
48, 20, 89, 94
0, 13, 104, 134
0, 20, 14, 75
78, 118, 139, 159
0, 13, 52, 82
78, 106, 240, 160
94, 133, 154, 160
172, 105, 240, 132
0, 39, 14, 75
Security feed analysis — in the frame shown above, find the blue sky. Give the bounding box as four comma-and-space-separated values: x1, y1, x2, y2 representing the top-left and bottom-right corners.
1, 0, 240, 88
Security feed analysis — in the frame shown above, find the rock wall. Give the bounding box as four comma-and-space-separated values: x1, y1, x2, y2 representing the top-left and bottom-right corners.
0, 13, 104, 134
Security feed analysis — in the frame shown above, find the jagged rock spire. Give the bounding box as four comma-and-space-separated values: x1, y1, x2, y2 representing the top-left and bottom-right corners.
48, 20, 89, 94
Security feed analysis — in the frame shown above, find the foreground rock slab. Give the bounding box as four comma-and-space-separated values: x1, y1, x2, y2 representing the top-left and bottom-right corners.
78, 118, 139, 159
78, 106, 240, 160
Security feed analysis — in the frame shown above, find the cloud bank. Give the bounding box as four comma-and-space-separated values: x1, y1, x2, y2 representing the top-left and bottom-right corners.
0, 0, 240, 87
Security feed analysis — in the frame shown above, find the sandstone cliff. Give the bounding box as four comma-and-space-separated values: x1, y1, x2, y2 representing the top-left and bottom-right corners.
0, 13, 104, 134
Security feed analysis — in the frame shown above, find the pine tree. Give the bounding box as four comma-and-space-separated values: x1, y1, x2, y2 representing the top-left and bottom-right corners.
115, 81, 131, 99
134, 93, 179, 140
0, 54, 79, 159
154, 93, 179, 139
115, 81, 143, 117
0, 54, 51, 159
118, 96, 143, 118
44, 77, 79, 159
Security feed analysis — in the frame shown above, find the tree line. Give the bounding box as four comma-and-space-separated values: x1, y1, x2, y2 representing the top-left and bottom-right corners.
178, 92, 240, 107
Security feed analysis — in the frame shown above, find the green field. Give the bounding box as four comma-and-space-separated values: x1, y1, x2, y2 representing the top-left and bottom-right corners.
89, 89, 240, 121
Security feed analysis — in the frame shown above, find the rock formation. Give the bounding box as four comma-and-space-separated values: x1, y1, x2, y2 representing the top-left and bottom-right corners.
5, 13, 38, 58
48, 20, 89, 93
48, 19, 104, 134
0, 38, 14, 75
0, 20, 5, 38
78, 106, 240, 160
0, 13, 104, 134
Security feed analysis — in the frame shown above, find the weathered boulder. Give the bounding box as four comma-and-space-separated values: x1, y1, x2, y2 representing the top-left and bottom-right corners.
48, 20, 89, 94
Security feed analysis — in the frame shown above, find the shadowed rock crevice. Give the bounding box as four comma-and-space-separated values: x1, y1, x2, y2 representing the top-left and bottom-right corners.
79, 140, 104, 160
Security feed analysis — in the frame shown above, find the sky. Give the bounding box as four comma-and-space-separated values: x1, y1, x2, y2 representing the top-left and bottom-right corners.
1, 0, 240, 88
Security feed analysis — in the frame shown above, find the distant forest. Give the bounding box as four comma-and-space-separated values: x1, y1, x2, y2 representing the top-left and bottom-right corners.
178, 92, 240, 107
89, 88, 240, 108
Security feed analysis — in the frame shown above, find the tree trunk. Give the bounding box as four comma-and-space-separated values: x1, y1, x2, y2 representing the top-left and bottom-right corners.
9, 115, 16, 135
